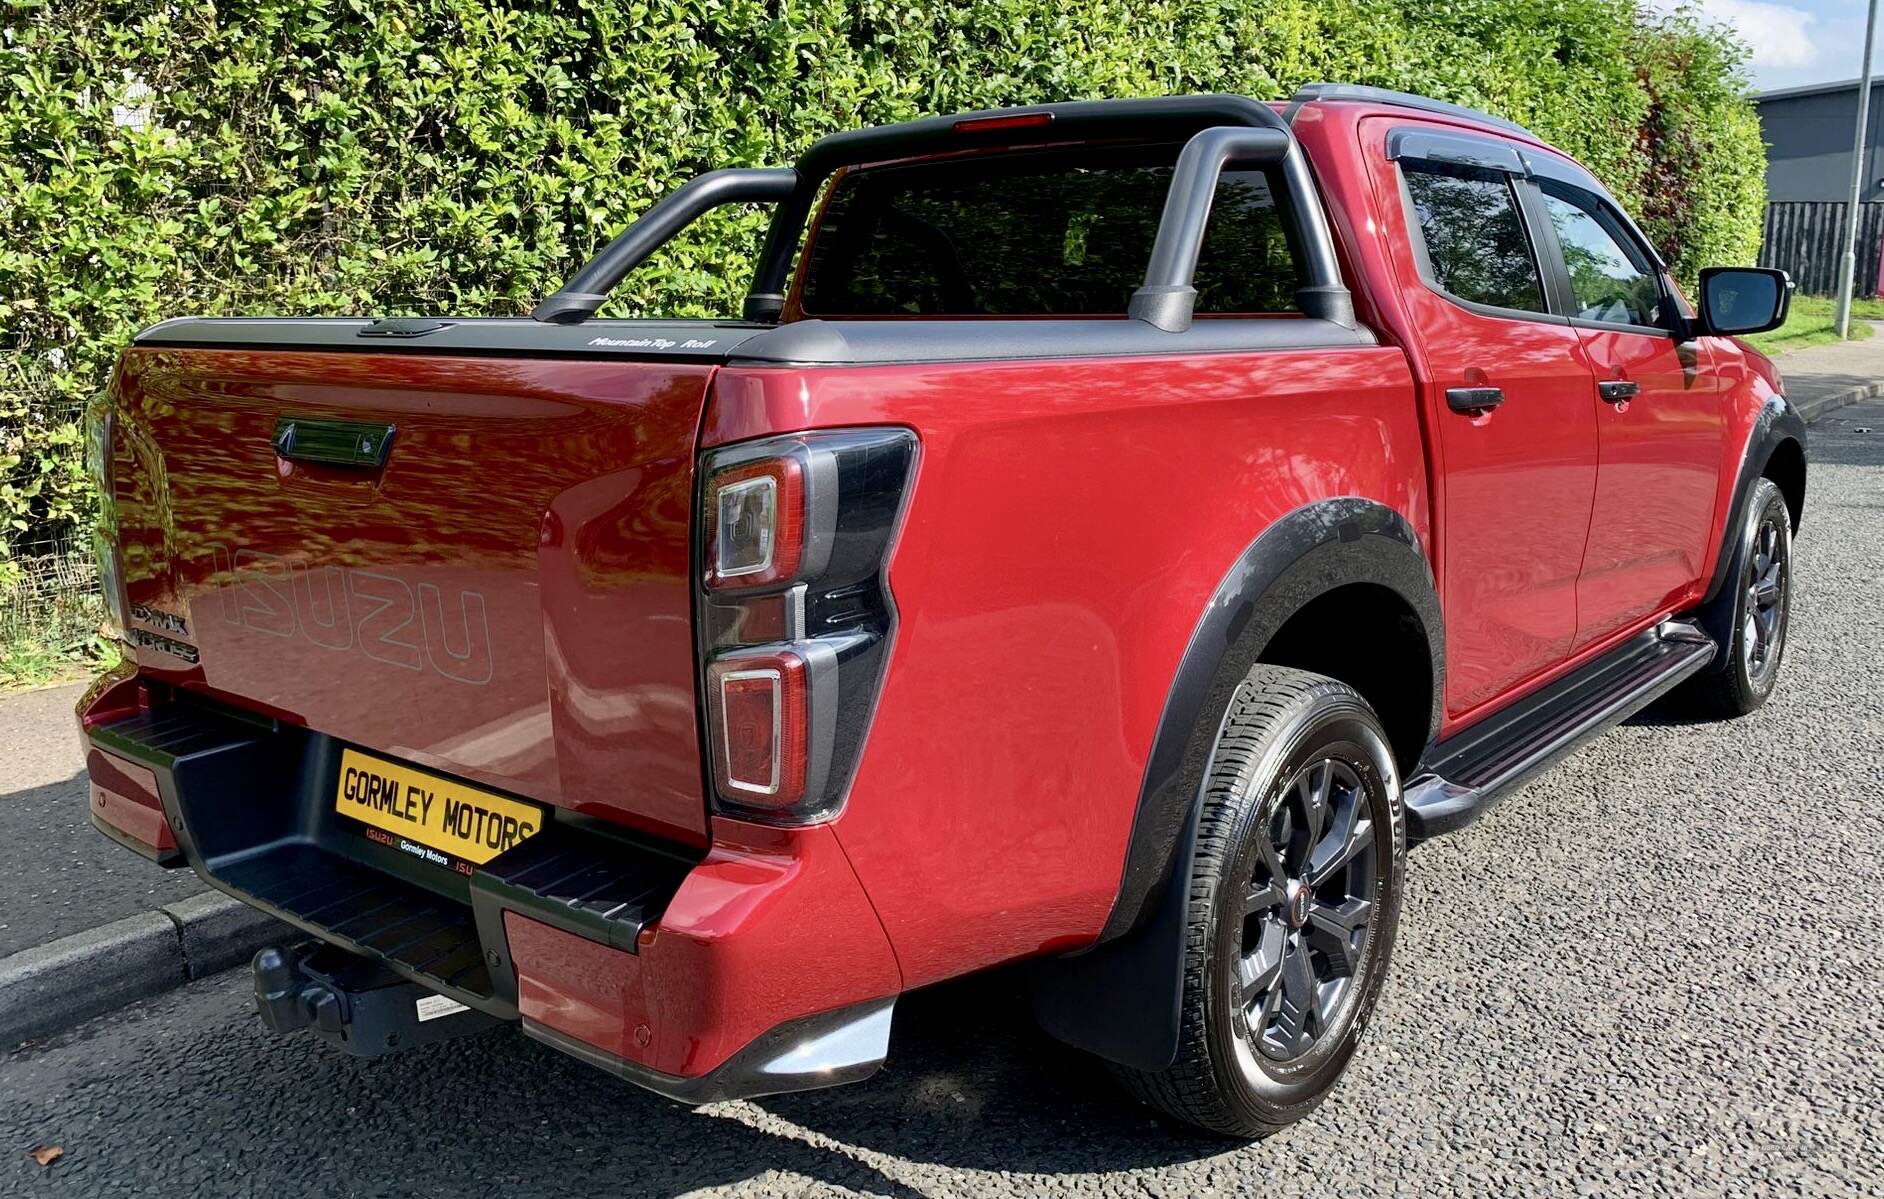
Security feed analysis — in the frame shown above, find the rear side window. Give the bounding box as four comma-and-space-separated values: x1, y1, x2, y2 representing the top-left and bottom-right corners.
1537, 182, 1666, 329
797, 145, 1302, 317
1402, 161, 1546, 315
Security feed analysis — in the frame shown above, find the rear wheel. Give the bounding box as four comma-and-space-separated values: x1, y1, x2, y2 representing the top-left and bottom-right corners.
1116, 665, 1405, 1138
1681, 477, 1792, 717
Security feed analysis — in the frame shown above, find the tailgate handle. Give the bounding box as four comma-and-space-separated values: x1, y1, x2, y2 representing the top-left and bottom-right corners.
358, 317, 454, 338
273, 418, 396, 469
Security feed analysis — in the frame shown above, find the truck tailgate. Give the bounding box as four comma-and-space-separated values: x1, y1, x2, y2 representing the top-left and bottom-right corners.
106, 346, 713, 844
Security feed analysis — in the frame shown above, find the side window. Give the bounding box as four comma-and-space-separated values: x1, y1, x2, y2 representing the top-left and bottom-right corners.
1537, 183, 1665, 329
1402, 161, 1547, 314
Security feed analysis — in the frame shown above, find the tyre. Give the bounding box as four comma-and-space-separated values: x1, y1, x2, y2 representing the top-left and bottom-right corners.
1680, 477, 1793, 718
1116, 665, 1405, 1138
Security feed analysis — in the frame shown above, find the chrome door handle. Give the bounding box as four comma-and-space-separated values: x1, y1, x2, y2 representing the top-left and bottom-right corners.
1445, 386, 1504, 415
1598, 379, 1639, 404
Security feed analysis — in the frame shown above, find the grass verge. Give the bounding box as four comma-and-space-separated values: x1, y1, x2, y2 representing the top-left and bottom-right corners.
1745, 295, 1884, 355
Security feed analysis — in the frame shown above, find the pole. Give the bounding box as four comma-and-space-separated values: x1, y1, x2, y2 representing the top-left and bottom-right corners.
1837, 0, 1881, 339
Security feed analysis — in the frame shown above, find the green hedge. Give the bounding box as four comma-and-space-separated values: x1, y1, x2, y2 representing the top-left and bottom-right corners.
1, 0, 1763, 600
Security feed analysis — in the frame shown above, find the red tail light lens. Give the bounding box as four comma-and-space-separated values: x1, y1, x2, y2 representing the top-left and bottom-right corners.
706, 651, 807, 806
704, 457, 806, 589
695, 428, 918, 825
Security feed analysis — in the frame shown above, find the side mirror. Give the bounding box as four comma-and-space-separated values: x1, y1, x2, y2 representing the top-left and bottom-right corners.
1697, 266, 1792, 336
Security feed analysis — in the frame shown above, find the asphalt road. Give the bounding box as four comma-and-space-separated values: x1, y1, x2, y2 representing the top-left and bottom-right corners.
4, 403, 1883, 1197
0, 683, 204, 956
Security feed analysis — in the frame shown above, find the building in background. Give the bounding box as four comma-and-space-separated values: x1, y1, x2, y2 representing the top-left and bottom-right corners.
1756, 79, 1884, 297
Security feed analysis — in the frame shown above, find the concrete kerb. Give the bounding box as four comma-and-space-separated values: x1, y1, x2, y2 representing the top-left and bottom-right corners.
0, 894, 286, 1047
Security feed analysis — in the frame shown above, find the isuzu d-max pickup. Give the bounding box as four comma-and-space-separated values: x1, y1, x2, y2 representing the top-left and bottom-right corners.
77, 85, 1805, 1137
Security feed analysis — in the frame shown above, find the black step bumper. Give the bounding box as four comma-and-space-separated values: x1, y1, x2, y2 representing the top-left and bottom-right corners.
87, 696, 693, 1019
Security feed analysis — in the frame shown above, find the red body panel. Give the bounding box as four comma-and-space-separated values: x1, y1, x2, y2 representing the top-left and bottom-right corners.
1355, 116, 1602, 714
108, 348, 712, 845
509, 819, 900, 1078
87, 748, 174, 856
707, 346, 1423, 986
1571, 326, 1726, 647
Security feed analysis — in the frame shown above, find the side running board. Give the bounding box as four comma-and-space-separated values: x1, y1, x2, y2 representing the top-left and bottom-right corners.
1405, 619, 1716, 840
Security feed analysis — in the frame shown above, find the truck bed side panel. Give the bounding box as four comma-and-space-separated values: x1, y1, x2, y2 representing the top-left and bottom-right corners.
709, 344, 1423, 987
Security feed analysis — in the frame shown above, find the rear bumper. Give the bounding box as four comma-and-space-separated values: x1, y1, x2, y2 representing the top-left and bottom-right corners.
76, 677, 902, 1100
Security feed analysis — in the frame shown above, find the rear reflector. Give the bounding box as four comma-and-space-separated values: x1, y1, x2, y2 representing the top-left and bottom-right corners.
707, 651, 807, 806
953, 112, 1054, 134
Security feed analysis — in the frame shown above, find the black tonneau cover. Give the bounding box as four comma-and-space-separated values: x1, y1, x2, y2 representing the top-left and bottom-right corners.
134, 317, 774, 364
133, 314, 1376, 368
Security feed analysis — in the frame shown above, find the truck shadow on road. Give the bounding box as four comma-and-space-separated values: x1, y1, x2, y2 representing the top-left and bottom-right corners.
748, 970, 1234, 1175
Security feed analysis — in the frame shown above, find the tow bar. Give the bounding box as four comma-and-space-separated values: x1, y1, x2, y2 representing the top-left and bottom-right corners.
252, 941, 499, 1057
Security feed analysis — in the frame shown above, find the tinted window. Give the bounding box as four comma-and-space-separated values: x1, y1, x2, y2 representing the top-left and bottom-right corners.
798, 145, 1301, 316
1402, 161, 1546, 314
1539, 184, 1664, 328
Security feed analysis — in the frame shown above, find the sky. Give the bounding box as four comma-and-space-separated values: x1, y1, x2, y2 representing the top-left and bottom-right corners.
1662, 0, 1879, 94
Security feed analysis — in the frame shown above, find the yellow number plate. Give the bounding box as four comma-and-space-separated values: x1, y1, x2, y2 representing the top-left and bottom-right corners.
335, 748, 543, 867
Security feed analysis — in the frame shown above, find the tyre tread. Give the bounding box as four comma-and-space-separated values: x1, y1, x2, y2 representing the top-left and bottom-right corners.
1114, 665, 1372, 1138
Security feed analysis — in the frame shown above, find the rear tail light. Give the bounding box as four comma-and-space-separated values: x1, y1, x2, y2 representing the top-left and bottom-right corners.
696, 428, 917, 824
705, 650, 808, 805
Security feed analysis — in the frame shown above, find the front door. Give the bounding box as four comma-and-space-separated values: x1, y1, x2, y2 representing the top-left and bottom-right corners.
1528, 175, 1727, 648
1371, 120, 1602, 721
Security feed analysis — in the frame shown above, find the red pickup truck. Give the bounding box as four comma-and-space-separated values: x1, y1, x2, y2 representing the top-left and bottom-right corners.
77, 86, 1804, 1138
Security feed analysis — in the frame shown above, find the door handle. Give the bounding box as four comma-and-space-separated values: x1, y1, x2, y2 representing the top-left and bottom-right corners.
1445, 386, 1504, 415
1598, 379, 1640, 404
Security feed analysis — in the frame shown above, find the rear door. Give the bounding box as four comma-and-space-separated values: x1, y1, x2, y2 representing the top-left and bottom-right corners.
1369, 120, 1601, 719
1524, 170, 1726, 647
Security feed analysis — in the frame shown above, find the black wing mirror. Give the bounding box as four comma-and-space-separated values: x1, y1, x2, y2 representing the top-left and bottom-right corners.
1697, 266, 1792, 336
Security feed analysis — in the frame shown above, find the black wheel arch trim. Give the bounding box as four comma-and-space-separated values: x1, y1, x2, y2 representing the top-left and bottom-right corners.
1029, 497, 1439, 1070
1695, 393, 1806, 670
1705, 394, 1806, 608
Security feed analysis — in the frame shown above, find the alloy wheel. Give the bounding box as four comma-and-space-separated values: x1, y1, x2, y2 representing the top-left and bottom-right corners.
1235, 756, 1379, 1062
1741, 510, 1788, 686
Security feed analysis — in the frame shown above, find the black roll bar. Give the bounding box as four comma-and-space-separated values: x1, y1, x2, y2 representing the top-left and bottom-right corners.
534, 97, 1355, 332
1128, 126, 1353, 333
532, 167, 799, 325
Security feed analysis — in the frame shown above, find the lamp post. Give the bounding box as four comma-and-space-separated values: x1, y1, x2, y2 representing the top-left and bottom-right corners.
1836, 0, 1881, 339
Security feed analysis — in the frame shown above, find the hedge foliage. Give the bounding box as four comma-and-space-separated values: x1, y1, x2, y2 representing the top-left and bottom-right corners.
2, 0, 1763, 592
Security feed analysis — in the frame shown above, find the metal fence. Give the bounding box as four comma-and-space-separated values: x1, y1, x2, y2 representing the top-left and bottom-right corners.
1759, 201, 1884, 297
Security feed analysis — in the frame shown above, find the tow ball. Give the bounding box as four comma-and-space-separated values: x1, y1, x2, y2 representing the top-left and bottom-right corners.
252, 941, 499, 1057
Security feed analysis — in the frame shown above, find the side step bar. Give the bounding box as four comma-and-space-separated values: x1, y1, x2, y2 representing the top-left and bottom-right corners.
1405, 619, 1716, 840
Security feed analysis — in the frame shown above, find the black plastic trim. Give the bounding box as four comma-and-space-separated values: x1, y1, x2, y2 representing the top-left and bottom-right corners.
134, 317, 773, 362
1128, 125, 1353, 331
730, 316, 1375, 366
1523, 159, 1669, 272
1386, 127, 1526, 174
1031, 499, 1440, 1071
87, 696, 697, 1019
1404, 621, 1715, 838
534, 168, 799, 324
1102, 499, 1441, 947
1702, 394, 1808, 612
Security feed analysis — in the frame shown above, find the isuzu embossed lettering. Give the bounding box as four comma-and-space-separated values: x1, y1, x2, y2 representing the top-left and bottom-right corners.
78, 86, 1805, 1136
